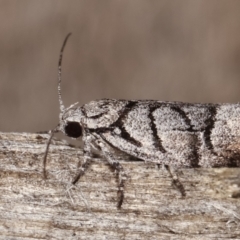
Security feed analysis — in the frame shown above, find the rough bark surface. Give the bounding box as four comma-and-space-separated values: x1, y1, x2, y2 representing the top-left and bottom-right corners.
0, 132, 240, 240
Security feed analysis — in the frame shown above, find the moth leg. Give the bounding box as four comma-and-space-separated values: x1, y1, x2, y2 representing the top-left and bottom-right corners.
164, 165, 186, 197
96, 139, 126, 209
72, 134, 93, 185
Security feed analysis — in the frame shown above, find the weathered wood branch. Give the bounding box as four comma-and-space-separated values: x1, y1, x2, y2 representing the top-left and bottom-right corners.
0, 132, 240, 239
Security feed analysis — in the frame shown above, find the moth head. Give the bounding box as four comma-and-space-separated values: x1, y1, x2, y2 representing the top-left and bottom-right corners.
59, 105, 84, 139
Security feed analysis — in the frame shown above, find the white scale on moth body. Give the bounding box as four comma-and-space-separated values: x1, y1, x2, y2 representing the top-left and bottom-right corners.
44, 33, 240, 209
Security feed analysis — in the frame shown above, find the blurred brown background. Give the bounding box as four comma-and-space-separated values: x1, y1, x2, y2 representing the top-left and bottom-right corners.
1, 0, 240, 132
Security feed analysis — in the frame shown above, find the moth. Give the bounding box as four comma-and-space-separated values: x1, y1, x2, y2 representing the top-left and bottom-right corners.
44, 33, 240, 208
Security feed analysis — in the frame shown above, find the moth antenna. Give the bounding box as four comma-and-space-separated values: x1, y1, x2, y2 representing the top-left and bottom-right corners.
58, 33, 72, 115
43, 128, 58, 179
43, 34, 71, 179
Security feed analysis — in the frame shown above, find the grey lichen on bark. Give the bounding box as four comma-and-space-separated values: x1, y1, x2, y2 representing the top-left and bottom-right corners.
0, 132, 240, 239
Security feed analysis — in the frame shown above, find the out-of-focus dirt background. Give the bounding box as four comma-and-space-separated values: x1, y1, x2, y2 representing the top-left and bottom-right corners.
1, 0, 240, 132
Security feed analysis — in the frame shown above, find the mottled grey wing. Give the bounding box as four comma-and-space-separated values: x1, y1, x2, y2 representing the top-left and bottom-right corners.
98, 101, 238, 167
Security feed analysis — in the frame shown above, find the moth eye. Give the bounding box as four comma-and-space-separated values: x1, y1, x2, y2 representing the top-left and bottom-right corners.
64, 121, 82, 138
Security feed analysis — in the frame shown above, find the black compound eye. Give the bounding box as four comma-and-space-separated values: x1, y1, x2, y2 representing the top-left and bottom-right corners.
64, 121, 82, 138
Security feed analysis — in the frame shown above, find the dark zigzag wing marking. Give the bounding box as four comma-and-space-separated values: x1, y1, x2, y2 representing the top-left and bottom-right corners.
171, 104, 218, 153
170, 105, 200, 167
170, 105, 194, 131
117, 126, 142, 147
95, 125, 142, 147
112, 101, 142, 147
203, 106, 217, 151
115, 101, 137, 122
149, 105, 166, 153
93, 101, 142, 147
190, 134, 200, 167
171, 104, 218, 151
